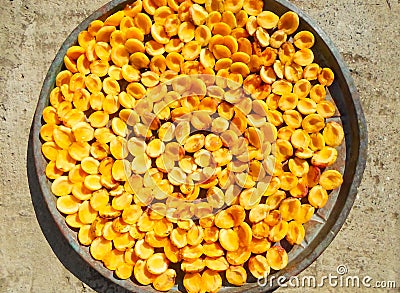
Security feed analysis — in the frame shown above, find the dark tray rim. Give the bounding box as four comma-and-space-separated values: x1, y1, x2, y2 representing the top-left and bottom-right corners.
31, 0, 368, 292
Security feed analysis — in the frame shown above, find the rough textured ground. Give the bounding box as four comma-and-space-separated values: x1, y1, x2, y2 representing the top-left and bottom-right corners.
0, 0, 399, 292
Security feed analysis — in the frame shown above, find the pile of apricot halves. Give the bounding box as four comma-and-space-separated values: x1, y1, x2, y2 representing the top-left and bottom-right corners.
40, 0, 345, 291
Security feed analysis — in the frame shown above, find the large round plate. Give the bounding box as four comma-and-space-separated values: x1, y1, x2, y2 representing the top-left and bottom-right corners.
31, 0, 367, 291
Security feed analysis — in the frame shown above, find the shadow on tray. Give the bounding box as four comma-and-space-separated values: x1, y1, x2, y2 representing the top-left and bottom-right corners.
27, 122, 278, 293
27, 123, 130, 293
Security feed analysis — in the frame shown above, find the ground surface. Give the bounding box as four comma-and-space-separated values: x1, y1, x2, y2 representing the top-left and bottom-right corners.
0, 0, 399, 292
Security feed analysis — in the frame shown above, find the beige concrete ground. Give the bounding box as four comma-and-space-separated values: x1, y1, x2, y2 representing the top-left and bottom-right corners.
0, 0, 399, 292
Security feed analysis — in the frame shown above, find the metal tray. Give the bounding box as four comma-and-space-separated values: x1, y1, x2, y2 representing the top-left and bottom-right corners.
30, 0, 368, 291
